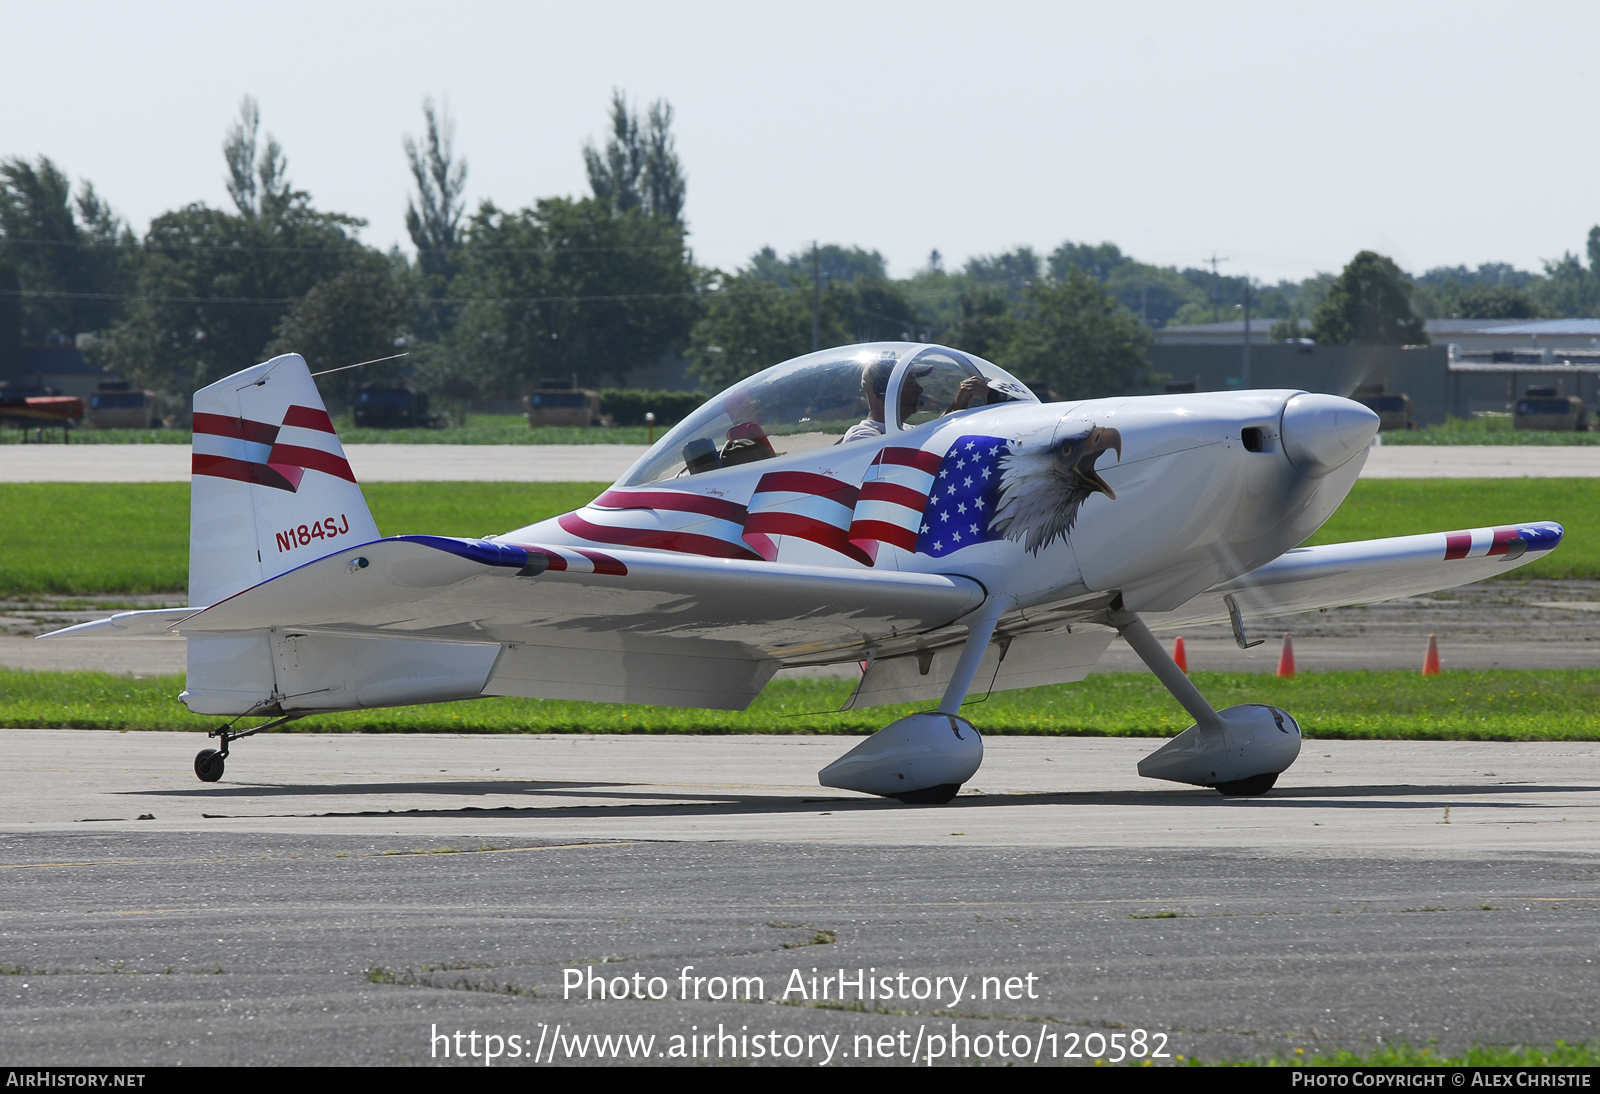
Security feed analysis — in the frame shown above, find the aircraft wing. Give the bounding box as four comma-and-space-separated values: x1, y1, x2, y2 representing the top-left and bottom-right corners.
170, 535, 986, 653
1148, 521, 1563, 631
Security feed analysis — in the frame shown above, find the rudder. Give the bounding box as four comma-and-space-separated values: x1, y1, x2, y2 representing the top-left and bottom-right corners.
189, 353, 379, 606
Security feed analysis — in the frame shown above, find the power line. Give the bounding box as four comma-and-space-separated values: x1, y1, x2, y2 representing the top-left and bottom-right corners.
3, 237, 687, 255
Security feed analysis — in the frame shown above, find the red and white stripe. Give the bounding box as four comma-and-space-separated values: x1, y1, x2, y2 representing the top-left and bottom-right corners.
265, 405, 355, 488
508, 543, 628, 576
1443, 526, 1527, 560
558, 488, 762, 560
191, 405, 353, 493
847, 446, 944, 563
741, 471, 868, 565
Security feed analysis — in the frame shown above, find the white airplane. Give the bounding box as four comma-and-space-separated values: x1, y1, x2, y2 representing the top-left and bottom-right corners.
45, 345, 1561, 802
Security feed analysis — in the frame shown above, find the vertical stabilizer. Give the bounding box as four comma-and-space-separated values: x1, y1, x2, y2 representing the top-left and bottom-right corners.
189, 353, 380, 606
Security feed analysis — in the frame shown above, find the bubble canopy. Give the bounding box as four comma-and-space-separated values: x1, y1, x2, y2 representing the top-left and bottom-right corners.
618, 342, 1038, 487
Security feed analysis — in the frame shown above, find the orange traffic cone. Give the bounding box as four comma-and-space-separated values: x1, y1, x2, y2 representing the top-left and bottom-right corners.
1422, 633, 1441, 676
1276, 633, 1296, 678
1173, 636, 1188, 674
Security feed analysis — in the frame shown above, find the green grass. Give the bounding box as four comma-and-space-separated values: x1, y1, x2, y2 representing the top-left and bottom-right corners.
1198, 1041, 1600, 1066
1383, 414, 1600, 445
1304, 478, 1596, 580
9, 415, 655, 446
2, 477, 1593, 597
7, 669, 1598, 739
0, 482, 609, 596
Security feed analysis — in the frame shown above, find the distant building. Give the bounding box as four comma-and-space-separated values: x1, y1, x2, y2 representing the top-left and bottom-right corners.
1153, 319, 1301, 346
1428, 318, 1600, 357
3, 336, 119, 399
1147, 318, 1600, 422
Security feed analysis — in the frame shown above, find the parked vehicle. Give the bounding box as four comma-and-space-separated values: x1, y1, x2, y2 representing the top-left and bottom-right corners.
524, 378, 604, 427
88, 381, 164, 429
1514, 386, 1588, 432
353, 386, 432, 429
1351, 384, 1414, 431
0, 384, 83, 441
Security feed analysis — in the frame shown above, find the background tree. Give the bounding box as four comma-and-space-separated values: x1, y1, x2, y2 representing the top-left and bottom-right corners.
687, 271, 838, 389
1268, 316, 1309, 341
1452, 285, 1543, 320
403, 98, 468, 351
995, 268, 1151, 398
583, 91, 686, 224
97, 102, 374, 399
0, 156, 132, 345
1531, 252, 1600, 318
405, 99, 467, 283
942, 287, 1015, 360
222, 97, 289, 219
450, 196, 698, 396
685, 248, 918, 390
963, 247, 1042, 302
746, 244, 887, 287
1310, 251, 1429, 345
265, 267, 409, 406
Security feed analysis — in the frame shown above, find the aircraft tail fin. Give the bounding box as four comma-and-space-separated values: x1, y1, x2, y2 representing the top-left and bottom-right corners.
189, 353, 380, 606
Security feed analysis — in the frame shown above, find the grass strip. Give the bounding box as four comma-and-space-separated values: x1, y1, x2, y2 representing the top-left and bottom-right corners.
3, 477, 1596, 596
1382, 414, 1600, 445
6, 668, 1598, 740
0, 482, 610, 596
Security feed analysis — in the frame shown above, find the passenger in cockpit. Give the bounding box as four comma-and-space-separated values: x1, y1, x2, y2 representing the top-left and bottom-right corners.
841, 359, 988, 442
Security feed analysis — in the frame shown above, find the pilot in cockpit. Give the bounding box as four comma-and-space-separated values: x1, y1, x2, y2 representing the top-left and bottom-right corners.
841, 359, 990, 443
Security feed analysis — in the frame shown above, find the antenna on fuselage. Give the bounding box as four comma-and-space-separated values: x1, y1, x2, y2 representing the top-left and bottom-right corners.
310, 351, 410, 377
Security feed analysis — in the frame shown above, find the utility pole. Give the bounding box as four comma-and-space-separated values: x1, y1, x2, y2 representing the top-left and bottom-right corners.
811, 241, 820, 352
1208, 253, 1226, 324
1242, 278, 1252, 387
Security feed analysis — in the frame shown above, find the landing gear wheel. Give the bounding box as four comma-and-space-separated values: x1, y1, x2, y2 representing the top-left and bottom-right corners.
194, 749, 225, 783
892, 783, 961, 805
1213, 773, 1277, 797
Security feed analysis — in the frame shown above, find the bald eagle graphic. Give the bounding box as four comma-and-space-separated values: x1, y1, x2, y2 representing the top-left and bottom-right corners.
990, 426, 1123, 554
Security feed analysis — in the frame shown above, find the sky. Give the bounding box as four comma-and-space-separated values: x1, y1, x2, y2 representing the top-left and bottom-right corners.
4, 1, 1597, 286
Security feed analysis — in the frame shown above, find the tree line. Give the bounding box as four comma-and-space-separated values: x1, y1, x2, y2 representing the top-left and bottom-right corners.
4, 94, 1600, 417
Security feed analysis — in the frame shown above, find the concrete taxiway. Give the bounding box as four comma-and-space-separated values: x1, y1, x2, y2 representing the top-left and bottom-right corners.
1, 728, 1596, 1065
5, 440, 1600, 482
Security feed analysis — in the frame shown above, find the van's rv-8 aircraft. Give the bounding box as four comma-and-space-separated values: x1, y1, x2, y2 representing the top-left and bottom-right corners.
45, 345, 1562, 803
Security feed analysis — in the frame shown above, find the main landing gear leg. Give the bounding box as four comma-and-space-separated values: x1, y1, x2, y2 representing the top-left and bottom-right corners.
193, 713, 302, 783
1108, 608, 1300, 796
818, 598, 1011, 805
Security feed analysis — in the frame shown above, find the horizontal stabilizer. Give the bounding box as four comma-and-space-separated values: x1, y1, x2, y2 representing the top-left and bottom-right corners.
171, 535, 988, 660
38, 607, 201, 639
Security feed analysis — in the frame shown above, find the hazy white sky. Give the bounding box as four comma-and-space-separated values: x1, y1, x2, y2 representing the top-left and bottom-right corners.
4, 1, 1597, 285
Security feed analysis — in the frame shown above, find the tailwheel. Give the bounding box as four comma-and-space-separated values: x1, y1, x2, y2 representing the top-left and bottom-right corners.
893, 783, 962, 806
1212, 773, 1278, 797
194, 749, 225, 783
193, 712, 302, 783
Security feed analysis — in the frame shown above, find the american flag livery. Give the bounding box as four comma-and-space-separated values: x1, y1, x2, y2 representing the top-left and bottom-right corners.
559, 489, 763, 561
914, 435, 1012, 558
191, 405, 355, 492
848, 435, 1010, 562
741, 471, 870, 565
1443, 523, 1563, 560
507, 543, 628, 576
846, 445, 945, 562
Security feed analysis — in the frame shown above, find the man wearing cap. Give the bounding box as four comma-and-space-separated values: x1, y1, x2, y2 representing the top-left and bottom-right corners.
841, 359, 989, 443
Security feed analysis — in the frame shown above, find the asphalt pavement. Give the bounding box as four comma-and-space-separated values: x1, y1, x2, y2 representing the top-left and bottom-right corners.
0, 730, 1596, 1066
